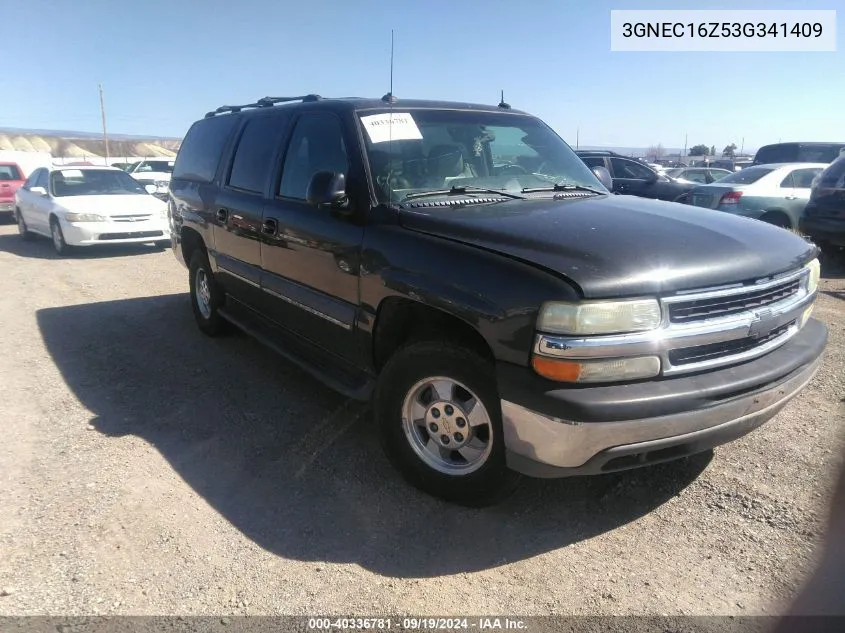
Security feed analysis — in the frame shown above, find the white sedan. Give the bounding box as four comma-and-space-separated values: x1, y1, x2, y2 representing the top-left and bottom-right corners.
14, 165, 171, 255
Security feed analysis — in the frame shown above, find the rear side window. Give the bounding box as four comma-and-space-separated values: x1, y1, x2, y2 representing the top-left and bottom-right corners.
172, 115, 239, 183
791, 168, 823, 188
717, 167, 774, 185
0, 164, 22, 180
227, 114, 289, 194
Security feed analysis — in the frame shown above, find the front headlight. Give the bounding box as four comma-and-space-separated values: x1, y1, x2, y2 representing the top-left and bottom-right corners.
65, 213, 106, 222
806, 258, 820, 294
537, 298, 662, 335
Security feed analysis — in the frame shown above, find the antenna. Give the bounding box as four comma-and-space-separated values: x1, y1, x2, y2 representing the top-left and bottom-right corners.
381, 30, 397, 103
498, 89, 510, 109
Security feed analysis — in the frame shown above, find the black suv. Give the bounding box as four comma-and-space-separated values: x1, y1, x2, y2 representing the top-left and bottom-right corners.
575, 150, 699, 203
169, 94, 827, 505
800, 153, 845, 251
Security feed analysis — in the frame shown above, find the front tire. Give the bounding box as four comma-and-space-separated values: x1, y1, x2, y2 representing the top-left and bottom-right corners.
16, 209, 34, 241
374, 340, 521, 506
188, 249, 229, 336
50, 217, 71, 255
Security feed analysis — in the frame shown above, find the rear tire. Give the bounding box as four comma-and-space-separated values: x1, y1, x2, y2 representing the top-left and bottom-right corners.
374, 340, 521, 506
188, 249, 229, 336
16, 209, 34, 241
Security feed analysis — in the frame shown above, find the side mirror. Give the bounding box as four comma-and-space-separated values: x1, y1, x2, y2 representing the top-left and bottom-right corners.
306, 171, 349, 210
592, 166, 613, 191
30, 186, 48, 196
144, 184, 157, 195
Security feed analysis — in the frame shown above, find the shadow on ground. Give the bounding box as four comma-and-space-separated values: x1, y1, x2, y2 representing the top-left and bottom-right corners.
0, 233, 167, 260
37, 294, 712, 578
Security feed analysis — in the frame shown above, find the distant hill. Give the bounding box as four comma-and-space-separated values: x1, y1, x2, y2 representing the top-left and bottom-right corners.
0, 127, 181, 158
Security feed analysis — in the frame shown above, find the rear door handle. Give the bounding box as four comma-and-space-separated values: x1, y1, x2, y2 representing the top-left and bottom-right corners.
262, 218, 278, 235
216, 208, 228, 223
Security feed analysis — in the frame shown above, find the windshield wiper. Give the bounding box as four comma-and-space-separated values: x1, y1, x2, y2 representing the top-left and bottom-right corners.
521, 183, 606, 195
402, 186, 526, 202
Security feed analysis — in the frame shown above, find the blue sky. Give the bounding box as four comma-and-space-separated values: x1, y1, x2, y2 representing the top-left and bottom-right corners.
0, 0, 841, 152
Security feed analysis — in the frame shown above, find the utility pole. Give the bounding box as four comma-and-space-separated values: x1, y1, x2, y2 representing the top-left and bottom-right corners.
740, 137, 745, 155
576, 126, 579, 149
99, 83, 110, 163
683, 133, 688, 161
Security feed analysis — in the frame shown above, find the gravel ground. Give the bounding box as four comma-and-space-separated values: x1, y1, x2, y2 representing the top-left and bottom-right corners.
0, 222, 843, 618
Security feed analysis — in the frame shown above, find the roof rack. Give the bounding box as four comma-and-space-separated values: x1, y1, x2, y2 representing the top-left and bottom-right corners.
204, 94, 323, 118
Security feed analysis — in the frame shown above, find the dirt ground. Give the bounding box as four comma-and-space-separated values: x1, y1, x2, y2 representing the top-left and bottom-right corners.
0, 222, 843, 618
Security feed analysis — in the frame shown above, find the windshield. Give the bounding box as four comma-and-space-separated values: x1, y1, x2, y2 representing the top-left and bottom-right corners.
358, 109, 607, 204
50, 169, 150, 197
716, 167, 775, 185
665, 168, 683, 178
0, 164, 23, 180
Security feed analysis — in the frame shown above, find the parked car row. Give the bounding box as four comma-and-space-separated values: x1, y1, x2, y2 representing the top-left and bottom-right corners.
578, 142, 845, 238
576, 150, 731, 203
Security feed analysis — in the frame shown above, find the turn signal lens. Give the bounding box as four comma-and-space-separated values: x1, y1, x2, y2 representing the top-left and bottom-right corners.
532, 355, 661, 383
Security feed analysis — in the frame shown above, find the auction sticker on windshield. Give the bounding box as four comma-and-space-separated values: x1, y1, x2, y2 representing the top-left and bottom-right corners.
360, 112, 423, 144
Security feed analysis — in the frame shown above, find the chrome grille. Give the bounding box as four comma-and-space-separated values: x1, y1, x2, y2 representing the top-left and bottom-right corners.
668, 278, 801, 324
111, 214, 152, 223
668, 319, 795, 366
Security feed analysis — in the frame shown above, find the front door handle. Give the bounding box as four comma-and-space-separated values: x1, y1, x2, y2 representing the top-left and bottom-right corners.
784, 195, 798, 200
262, 218, 278, 235
216, 208, 228, 223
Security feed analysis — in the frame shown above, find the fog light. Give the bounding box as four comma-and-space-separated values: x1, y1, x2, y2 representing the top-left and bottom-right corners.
532, 355, 661, 383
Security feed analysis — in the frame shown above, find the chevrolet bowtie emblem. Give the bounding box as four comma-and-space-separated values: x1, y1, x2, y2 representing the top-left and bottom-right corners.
748, 308, 775, 339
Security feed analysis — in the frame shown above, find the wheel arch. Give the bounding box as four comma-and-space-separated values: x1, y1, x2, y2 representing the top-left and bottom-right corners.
372, 297, 495, 372
759, 209, 793, 229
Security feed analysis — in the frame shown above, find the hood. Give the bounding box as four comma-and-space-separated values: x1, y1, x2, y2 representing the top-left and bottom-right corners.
57, 194, 167, 217
398, 194, 816, 298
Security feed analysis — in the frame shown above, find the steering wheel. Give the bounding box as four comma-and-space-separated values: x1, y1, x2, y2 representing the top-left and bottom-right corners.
496, 164, 529, 176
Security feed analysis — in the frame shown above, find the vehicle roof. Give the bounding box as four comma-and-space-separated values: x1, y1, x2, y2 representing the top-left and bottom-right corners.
48, 165, 124, 172
757, 141, 845, 148
201, 95, 530, 120
744, 162, 829, 169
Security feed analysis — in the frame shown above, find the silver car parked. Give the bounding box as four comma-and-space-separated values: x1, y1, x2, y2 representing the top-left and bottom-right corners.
687, 162, 827, 230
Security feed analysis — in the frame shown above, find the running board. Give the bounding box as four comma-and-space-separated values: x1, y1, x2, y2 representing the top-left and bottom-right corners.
218, 305, 375, 402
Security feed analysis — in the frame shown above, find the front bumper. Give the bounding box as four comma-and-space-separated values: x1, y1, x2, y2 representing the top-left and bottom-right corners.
500, 318, 827, 478
800, 216, 845, 247
61, 218, 171, 246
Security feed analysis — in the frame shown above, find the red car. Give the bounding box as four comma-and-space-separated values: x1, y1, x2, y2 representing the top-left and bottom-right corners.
0, 162, 25, 219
